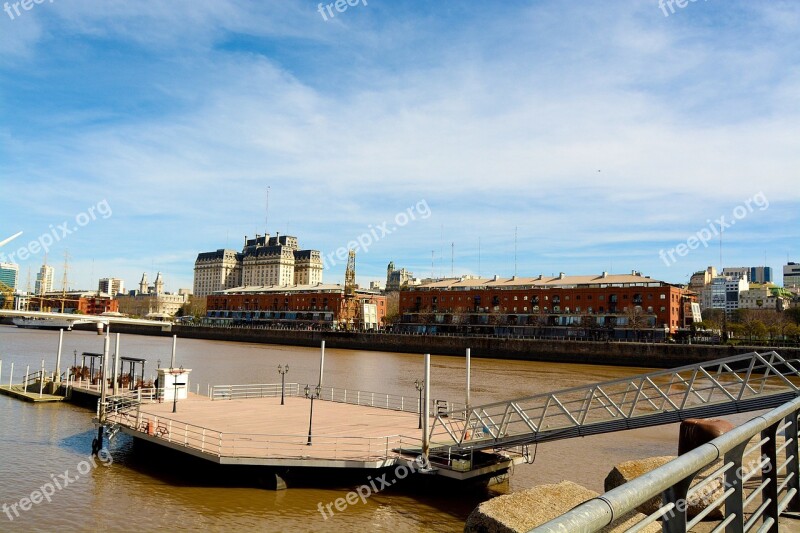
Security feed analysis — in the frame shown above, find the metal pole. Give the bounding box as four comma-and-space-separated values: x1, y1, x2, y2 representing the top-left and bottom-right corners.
318, 340, 325, 387
55, 329, 64, 383
281, 372, 285, 405
8, 362, 13, 388
466, 347, 471, 411
307, 395, 315, 445
94, 324, 110, 456
422, 353, 430, 462
39, 359, 44, 397
25, 365, 29, 389
173, 380, 178, 413
170, 334, 177, 369
113, 333, 120, 396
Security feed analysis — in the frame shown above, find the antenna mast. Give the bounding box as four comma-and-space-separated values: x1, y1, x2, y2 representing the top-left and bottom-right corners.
514, 226, 518, 277
265, 186, 270, 234
61, 251, 70, 313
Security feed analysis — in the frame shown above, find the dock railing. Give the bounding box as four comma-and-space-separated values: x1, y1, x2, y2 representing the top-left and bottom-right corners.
210, 381, 465, 418
530, 394, 800, 533
210, 382, 301, 400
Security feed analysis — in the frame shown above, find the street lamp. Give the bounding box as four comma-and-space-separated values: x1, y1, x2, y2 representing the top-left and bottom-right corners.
414, 379, 424, 429
278, 364, 289, 405
170, 365, 184, 414
304, 383, 321, 445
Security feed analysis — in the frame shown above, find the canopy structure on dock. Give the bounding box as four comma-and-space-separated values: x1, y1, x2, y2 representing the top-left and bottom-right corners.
119, 356, 147, 390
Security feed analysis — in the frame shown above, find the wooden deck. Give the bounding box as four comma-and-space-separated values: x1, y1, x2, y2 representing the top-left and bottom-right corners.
110, 394, 429, 467
0, 385, 64, 403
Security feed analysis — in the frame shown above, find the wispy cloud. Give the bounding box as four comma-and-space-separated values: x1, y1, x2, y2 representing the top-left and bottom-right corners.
1, 0, 798, 290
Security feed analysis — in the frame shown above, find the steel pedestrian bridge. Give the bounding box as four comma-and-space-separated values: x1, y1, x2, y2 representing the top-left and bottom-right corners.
428, 351, 800, 459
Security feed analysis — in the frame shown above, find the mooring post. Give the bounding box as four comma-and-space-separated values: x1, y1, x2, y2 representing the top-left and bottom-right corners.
113, 333, 121, 396
465, 347, 471, 412
55, 329, 64, 383
8, 362, 13, 388
39, 359, 44, 397
169, 334, 177, 370
422, 353, 431, 463
318, 340, 325, 387
94, 325, 111, 456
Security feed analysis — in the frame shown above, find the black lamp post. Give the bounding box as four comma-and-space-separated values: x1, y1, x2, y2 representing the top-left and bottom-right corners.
414, 379, 424, 429
278, 364, 289, 405
170, 365, 184, 414
304, 383, 321, 445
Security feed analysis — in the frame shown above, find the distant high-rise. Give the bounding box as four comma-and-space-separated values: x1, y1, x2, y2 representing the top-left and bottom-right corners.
785, 262, 800, 288
98, 277, 125, 297
721, 266, 773, 284
0, 263, 19, 291
749, 266, 773, 284
35, 264, 54, 295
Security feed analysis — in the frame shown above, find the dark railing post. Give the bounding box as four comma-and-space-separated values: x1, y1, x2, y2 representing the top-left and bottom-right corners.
724, 441, 748, 533
662, 476, 695, 533
785, 411, 800, 513
762, 421, 780, 533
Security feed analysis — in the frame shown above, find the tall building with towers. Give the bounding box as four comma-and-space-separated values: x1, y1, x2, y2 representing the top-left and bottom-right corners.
193, 233, 323, 297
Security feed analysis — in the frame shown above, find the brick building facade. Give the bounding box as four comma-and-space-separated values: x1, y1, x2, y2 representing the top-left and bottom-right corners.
398, 272, 696, 339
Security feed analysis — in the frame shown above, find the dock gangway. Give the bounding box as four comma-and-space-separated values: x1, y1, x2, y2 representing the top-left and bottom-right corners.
429, 351, 800, 456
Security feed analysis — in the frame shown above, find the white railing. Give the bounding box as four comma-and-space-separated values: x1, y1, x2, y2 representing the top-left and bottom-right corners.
104, 406, 420, 462
209, 381, 465, 417
532, 394, 800, 532
210, 382, 301, 400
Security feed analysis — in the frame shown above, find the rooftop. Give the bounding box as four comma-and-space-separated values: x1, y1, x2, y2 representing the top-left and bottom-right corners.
406, 272, 672, 291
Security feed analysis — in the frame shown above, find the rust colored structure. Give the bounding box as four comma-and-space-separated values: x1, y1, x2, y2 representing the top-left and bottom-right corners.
28, 292, 119, 315
398, 272, 696, 339
206, 284, 386, 330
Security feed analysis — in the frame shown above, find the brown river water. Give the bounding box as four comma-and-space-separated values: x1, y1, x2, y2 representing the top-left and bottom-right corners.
0, 325, 761, 532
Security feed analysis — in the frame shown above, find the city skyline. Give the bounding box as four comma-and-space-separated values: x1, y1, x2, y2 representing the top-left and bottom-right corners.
1, 1, 798, 291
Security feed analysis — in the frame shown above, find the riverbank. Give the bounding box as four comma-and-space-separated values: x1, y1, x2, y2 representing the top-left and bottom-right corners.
72, 324, 799, 368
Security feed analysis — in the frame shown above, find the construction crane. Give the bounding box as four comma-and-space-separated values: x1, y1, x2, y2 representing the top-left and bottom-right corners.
0, 280, 13, 310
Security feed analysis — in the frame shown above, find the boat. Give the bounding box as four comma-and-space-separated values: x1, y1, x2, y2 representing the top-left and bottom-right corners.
12, 317, 74, 331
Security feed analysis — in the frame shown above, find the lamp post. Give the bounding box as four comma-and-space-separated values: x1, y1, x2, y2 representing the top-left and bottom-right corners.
414, 379, 424, 429
170, 365, 184, 414
304, 383, 321, 445
278, 364, 289, 405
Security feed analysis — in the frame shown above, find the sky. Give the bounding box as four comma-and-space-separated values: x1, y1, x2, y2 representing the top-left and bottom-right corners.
0, 0, 798, 293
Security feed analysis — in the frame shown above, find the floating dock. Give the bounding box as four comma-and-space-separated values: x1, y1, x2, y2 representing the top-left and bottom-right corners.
99, 383, 521, 485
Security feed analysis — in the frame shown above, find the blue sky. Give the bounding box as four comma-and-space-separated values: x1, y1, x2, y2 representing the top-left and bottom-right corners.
1, 0, 798, 292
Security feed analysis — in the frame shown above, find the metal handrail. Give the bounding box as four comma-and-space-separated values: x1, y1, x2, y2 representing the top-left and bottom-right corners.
209, 381, 464, 416
431, 351, 800, 453
530, 394, 800, 532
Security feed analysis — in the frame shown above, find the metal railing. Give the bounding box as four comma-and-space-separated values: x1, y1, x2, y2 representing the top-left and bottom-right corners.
209, 381, 464, 416
102, 403, 418, 462
530, 394, 800, 532
431, 351, 800, 453
210, 382, 301, 400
